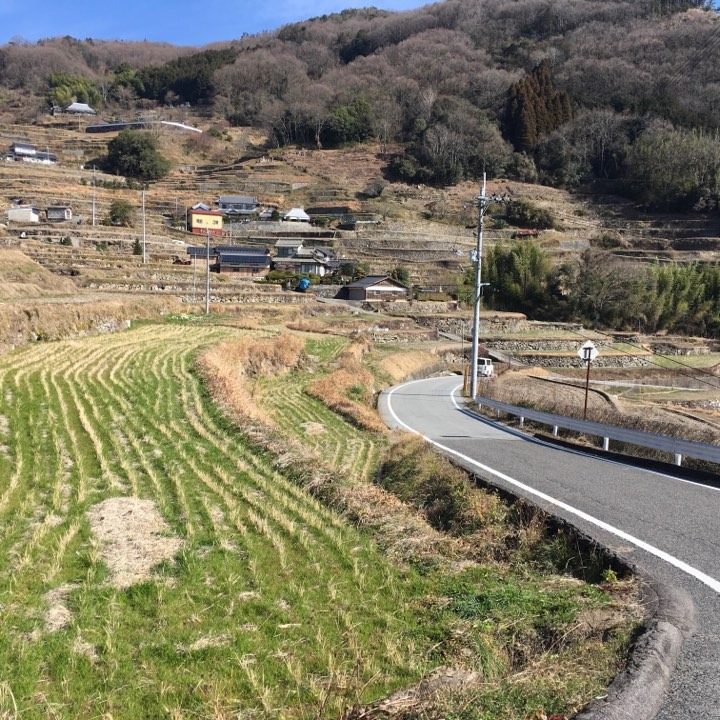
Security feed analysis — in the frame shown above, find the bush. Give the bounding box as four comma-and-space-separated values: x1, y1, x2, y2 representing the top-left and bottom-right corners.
106, 199, 135, 227
592, 233, 622, 249
505, 199, 556, 230
362, 178, 387, 198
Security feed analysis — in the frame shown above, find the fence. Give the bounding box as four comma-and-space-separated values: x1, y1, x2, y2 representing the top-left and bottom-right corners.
475, 396, 720, 467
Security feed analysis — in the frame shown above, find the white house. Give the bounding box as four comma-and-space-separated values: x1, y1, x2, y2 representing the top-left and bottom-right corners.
7, 206, 40, 223
283, 207, 310, 222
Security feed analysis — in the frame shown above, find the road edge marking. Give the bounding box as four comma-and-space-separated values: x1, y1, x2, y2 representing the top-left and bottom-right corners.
385, 378, 720, 594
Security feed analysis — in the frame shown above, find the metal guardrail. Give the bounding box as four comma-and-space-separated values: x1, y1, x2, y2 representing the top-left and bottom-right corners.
476, 396, 720, 467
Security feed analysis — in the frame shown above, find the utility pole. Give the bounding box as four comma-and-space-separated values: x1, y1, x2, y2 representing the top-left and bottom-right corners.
141, 188, 147, 264
469, 176, 508, 398
192, 253, 197, 305
92, 165, 96, 227
470, 175, 488, 399
205, 228, 211, 315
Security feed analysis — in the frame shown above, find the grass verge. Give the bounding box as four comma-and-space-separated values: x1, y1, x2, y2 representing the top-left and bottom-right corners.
200, 325, 644, 719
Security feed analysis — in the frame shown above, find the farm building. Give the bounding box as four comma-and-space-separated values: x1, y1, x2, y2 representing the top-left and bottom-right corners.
6, 143, 57, 164
274, 239, 304, 258
336, 275, 409, 302
306, 205, 352, 220
6, 206, 40, 223
66, 102, 96, 115
186, 246, 213, 264
46, 206, 73, 222
8, 142, 36, 159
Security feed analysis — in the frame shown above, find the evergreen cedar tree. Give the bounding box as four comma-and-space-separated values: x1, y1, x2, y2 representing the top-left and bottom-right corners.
104, 130, 171, 181
505, 61, 573, 153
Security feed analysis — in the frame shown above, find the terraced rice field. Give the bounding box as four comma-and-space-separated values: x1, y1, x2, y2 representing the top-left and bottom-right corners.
261, 336, 386, 483
0, 322, 434, 719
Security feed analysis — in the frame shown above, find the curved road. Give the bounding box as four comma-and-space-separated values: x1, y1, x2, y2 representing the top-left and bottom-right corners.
379, 376, 720, 720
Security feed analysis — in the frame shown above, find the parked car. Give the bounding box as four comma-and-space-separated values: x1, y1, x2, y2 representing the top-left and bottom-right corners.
476, 358, 494, 378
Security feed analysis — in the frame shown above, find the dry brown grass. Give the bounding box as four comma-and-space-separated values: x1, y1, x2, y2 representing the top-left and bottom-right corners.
338, 336, 373, 366
86, 497, 184, 589
486, 370, 720, 456
0, 249, 78, 299
285, 318, 335, 334
306, 366, 387, 433
210, 333, 305, 379
198, 332, 306, 430
0, 294, 181, 352
375, 349, 444, 383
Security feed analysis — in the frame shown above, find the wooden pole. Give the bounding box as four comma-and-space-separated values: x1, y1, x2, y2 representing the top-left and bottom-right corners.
583, 355, 591, 420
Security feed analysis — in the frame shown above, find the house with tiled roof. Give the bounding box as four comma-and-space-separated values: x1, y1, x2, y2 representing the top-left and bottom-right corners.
216, 196, 260, 216
187, 203, 223, 237
335, 275, 408, 302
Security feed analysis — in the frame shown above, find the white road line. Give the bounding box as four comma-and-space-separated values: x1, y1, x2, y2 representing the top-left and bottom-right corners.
386, 379, 720, 595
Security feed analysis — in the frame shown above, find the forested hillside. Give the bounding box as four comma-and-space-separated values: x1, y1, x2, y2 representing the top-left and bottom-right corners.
1, 0, 719, 207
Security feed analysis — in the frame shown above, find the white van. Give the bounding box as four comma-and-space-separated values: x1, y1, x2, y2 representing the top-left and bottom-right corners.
476, 358, 494, 378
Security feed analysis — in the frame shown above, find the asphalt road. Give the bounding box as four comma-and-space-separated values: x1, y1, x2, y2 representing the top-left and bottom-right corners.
379, 375, 720, 720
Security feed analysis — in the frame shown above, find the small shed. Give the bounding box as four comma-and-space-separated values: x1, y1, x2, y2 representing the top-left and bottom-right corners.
46, 205, 73, 221
9, 142, 36, 159
7, 206, 40, 223
283, 208, 310, 222
338, 275, 409, 302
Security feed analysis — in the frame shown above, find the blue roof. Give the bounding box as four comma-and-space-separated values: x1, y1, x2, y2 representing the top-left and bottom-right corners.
213, 245, 268, 254
186, 246, 212, 257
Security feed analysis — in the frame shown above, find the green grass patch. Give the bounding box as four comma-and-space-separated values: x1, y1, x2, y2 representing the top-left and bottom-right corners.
0, 321, 640, 720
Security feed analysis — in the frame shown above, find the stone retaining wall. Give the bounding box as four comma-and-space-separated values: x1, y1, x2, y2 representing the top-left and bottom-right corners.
511, 354, 653, 368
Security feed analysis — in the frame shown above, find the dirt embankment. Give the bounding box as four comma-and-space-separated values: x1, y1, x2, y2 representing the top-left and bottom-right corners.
0, 248, 182, 352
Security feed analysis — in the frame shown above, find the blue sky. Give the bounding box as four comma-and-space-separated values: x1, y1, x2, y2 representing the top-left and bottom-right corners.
0, 0, 427, 47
